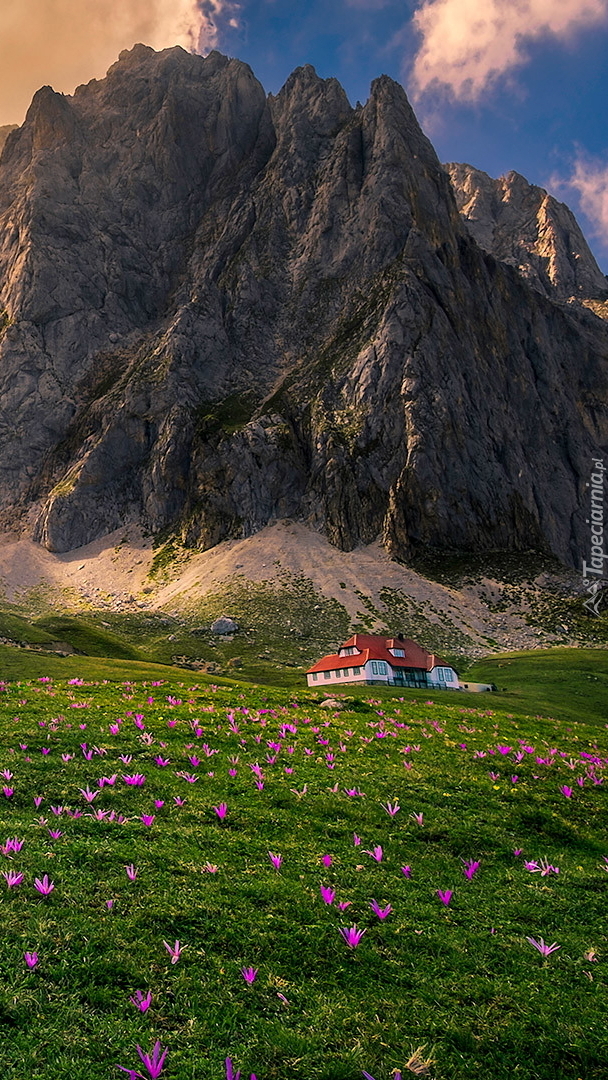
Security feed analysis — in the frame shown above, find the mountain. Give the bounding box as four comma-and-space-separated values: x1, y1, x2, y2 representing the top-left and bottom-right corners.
445, 162, 608, 301
0, 45, 606, 570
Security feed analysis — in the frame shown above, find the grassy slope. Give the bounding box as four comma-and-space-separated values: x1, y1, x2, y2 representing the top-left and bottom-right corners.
466, 648, 608, 728
0, 672, 604, 1080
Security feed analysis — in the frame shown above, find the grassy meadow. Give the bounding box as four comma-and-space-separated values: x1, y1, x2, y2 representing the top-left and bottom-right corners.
0, 653, 605, 1079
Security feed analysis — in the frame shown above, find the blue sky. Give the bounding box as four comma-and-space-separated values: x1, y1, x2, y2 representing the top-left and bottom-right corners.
2, 0, 608, 270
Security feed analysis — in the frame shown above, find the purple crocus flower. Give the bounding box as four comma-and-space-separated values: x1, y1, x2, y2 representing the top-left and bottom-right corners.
320, 885, 336, 904
268, 852, 283, 870
526, 936, 561, 957
321, 854, 332, 867
370, 900, 392, 920
560, 785, 573, 798
338, 925, 367, 948
125, 864, 138, 881
163, 940, 185, 964
400, 866, 412, 878
130, 990, 153, 1013
34, 874, 54, 896
24, 951, 39, 968
363, 846, 383, 862
462, 859, 481, 880
411, 812, 424, 825
241, 966, 258, 984
79, 786, 98, 803
140, 814, 155, 827
381, 800, 400, 817
213, 803, 228, 821
2, 870, 24, 888
437, 889, 453, 907
135, 1040, 167, 1078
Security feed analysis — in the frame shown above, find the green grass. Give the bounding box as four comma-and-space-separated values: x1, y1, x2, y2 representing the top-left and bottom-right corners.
0, 659, 605, 1079
465, 648, 608, 727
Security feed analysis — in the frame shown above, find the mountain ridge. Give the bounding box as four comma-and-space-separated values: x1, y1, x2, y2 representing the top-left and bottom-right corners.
0, 46, 606, 570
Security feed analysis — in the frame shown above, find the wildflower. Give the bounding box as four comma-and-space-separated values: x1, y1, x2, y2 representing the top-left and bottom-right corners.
401, 866, 412, 878
370, 900, 392, 920
213, 803, 228, 821
353, 834, 362, 846
268, 852, 282, 870
130, 990, 153, 1013
173, 796, 186, 806
321, 854, 332, 867
123, 774, 146, 786
320, 885, 336, 904
381, 800, 400, 817
48, 829, 62, 839
79, 786, 98, 803
140, 814, 155, 827
462, 859, 481, 880
338, 925, 367, 948
125, 864, 138, 881
163, 940, 185, 964
363, 846, 383, 862
526, 936, 561, 957
337, 900, 352, 912
437, 889, 453, 907
411, 812, 424, 826
34, 874, 55, 896
241, 966, 258, 984
24, 951, 39, 969
560, 785, 573, 798
135, 1040, 167, 1079
201, 863, 219, 873
3, 870, 24, 887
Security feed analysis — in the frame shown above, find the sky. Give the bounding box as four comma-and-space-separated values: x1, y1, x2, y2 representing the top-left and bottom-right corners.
2, 0, 608, 270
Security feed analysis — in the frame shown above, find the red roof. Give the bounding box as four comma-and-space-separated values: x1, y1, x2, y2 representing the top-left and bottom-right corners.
306, 634, 450, 674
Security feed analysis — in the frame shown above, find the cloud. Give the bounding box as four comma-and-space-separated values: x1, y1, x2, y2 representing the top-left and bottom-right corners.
553, 154, 608, 246
410, 0, 608, 101
0, 0, 240, 126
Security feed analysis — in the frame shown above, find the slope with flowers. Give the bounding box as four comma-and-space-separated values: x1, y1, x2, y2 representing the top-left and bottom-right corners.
0, 669, 605, 1079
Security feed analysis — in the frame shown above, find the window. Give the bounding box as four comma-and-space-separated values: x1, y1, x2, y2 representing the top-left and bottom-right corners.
324, 670, 331, 679
353, 667, 360, 675
342, 668, 349, 677
391, 648, 405, 657
371, 661, 387, 676
312, 672, 318, 681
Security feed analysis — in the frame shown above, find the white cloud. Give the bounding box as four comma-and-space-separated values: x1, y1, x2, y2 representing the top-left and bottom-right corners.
411, 0, 608, 101
0, 0, 240, 126
554, 154, 608, 245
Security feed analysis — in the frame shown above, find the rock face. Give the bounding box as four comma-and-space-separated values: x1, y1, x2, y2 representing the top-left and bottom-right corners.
0, 46, 607, 569
446, 162, 608, 301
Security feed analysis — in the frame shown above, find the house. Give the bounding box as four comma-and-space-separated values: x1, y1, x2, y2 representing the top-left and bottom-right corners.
306, 633, 460, 689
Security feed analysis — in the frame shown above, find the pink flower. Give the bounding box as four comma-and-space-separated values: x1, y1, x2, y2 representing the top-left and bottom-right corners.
241, 966, 258, 984
526, 936, 561, 958
462, 859, 481, 880
24, 951, 39, 969
338, 925, 367, 948
381, 800, 400, 817
268, 852, 283, 870
370, 900, 392, 920
321, 854, 332, 867
130, 990, 153, 1013
3, 869, 24, 887
363, 846, 383, 862
400, 866, 412, 878
163, 940, 186, 964
320, 885, 335, 904
140, 814, 155, 827
213, 803, 228, 821
437, 889, 453, 906
34, 874, 55, 896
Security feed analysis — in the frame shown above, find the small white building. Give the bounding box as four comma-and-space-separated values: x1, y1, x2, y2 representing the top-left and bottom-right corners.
306, 634, 460, 689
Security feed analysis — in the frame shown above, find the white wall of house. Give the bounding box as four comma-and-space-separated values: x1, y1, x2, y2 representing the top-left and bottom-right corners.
306, 665, 368, 687
427, 665, 459, 689
458, 680, 495, 692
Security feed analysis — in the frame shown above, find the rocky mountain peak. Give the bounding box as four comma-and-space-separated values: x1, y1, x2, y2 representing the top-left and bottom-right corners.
0, 47, 606, 570
446, 161, 608, 300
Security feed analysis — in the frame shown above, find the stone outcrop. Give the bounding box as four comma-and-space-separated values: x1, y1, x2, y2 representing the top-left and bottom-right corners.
446, 162, 608, 301
0, 46, 607, 569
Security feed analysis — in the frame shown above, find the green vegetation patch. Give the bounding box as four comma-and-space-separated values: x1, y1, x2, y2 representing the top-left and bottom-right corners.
0, 667, 604, 1079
